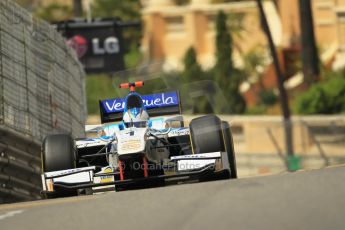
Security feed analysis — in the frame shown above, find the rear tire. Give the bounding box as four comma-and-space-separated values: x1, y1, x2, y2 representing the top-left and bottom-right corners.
42, 134, 77, 198
189, 115, 237, 179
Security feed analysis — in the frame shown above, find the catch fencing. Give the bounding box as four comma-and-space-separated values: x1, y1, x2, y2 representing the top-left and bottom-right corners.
0, 0, 86, 203
164, 115, 343, 177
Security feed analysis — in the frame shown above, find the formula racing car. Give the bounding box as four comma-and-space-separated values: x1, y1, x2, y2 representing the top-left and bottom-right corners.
41, 81, 237, 198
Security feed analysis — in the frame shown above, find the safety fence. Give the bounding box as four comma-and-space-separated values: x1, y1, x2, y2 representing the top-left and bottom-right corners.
0, 0, 86, 203
187, 115, 345, 177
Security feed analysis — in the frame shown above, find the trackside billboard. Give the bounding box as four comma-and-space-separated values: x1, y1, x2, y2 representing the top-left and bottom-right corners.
56, 19, 126, 74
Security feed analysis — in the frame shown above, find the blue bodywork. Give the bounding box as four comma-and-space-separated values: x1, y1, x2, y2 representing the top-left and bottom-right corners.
100, 91, 179, 115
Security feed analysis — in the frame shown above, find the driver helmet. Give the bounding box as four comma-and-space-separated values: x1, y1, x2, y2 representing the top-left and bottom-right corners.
123, 94, 149, 128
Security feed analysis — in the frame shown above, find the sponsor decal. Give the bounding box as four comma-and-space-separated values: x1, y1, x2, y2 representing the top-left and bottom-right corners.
171, 152, 221, 160
177, 159, 216, 171
93, 167, 114, 184
67, 35, 88, 58
100, 167, 114, 183
168, 128, 190, 137
92, 37, 120, 55
67, 35, 120, 57
101, 92, 179, 114
56, 19, 125, 73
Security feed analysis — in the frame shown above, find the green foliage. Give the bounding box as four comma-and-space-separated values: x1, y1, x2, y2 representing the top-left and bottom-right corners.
182, 47, 203, 83
35, 3, 73, 22
227, 12, 246, 43
93, 0, 141, 21
214, 11, 233, 82
124, 43, 143, 69
293, 69, 345, 114
242, 46, 266, 79
86, 75, 117, 115
259, 89, 278, 106
245, 105, 266, 115
213, 11, 246, 114
180, 47, 213, 114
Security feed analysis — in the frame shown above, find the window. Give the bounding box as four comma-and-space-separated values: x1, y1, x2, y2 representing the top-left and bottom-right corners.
166, 16, 185, 33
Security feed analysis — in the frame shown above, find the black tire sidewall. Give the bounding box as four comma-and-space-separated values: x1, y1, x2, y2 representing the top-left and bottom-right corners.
189, 115, 225, 154
221, 121, 237, 179
42, 134, 75, 172
42, 134, 77, 198
190, 115, 237, 179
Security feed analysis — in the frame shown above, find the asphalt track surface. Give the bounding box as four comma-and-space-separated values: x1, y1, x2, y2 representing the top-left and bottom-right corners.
1, 166, 345, 230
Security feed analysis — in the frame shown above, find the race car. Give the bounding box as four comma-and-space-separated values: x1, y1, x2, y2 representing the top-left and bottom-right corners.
41, 81, 237, 198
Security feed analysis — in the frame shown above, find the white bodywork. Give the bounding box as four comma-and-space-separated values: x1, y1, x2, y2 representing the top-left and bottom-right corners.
171, 152, 221, 171
42, 167, 95, 192
116, 128, 147, 156
75, 138, 110, 149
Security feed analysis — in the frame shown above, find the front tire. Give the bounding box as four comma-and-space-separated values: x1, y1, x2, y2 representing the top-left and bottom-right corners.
221, 121, 237, 178
189, 115, 237, 179
42, 134, 77, 198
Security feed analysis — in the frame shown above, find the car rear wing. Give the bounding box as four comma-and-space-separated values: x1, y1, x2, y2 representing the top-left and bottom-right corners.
99, 91, 182, 123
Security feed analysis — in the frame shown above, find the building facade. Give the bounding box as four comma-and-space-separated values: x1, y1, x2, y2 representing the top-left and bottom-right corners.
142, 0, 345, 70
141, 0, 282, 70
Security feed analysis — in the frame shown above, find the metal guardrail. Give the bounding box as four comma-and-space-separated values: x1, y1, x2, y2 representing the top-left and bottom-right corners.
0, 0, 86, 204
0, 127, 42, 203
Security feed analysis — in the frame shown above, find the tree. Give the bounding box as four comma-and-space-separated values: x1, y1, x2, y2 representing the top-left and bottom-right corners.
181, 47, 212, 113
182, 47, 203, 83
227, 12, 247, 54
299, 0, 320, 85
294, 69, 345, 114
241, 46, 266, 84
214, 11, 233, 83
213, 11, 245, 114
257, 0, 294, 159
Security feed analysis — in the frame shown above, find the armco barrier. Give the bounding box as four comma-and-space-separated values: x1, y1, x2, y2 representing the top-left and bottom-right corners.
0, 126, 42, 203
0, 0, 86, 203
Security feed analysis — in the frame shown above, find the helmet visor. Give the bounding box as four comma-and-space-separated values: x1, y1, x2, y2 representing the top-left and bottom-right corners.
124, 121, 148, 128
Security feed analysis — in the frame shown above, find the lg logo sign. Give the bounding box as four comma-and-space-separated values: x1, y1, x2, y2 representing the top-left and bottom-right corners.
92, 37, 120, 55
65, 27, 125, 73
67, 35, 120, 57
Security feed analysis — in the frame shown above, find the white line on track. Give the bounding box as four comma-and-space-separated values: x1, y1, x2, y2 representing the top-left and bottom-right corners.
0, 210, 24, 221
